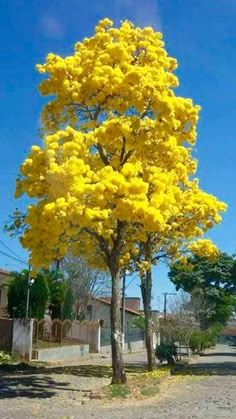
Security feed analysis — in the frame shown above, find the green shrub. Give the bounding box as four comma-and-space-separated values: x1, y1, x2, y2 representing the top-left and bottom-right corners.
189, 330, 202, 353
200, 331, 212, 350
189, 330, 211, 353
208, 323, 223, 345
155, 342, 177, 364
189, 326, 221, 354
0, 351, 11, 363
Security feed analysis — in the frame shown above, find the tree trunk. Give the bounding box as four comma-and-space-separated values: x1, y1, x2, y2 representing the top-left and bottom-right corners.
110, 268, 126, 384
141, 268, 156, 371
140, 237, 156, 371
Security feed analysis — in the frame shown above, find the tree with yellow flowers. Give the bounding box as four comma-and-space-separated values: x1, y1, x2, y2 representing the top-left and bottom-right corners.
12, 19, 226, 383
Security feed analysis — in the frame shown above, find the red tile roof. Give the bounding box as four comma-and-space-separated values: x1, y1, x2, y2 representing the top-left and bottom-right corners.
0, 268, 10, 276
94, 297, 140, 316
100, 296, 141, 312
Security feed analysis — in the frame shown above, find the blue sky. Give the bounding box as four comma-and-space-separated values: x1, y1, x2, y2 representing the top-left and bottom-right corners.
0, 0, 235, 311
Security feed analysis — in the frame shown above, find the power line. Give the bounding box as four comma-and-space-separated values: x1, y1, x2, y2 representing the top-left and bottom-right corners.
126, 273, 139, 289
0, 240, 27, 264
0, 249, 28, 266
0, 259, 23, 271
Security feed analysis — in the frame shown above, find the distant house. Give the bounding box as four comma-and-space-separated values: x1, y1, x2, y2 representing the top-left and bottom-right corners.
139, 309, 160, 324
0, 269, 10, 317
100, 297, 141, 313
86, 297, 141, 327
85, 297, 147, 352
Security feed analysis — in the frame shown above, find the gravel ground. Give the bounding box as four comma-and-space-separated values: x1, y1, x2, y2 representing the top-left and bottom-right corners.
1, 345, 236, 418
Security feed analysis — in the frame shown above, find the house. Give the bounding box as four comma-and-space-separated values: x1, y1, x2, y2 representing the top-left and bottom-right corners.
100, 296, 141, 312
86, 297, 141, 327
139, 309, 160, 325
0, 269, 10, 317
85, 297, 146, 353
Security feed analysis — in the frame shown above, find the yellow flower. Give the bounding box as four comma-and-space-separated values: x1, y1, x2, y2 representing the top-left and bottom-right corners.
13, 18, 226, 270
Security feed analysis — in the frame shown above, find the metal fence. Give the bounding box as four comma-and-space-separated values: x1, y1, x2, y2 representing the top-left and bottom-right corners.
126, 327, 145, 343
101, 326, 145, 347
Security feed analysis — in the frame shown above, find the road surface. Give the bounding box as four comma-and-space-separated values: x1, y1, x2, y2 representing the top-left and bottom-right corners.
0, 344, 236, 418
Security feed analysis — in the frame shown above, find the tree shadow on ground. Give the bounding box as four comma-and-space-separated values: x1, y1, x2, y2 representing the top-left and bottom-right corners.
0, 362, 147, 400
46, 363, 146, 379
171, 361, 236, 376
199, 352, 236, 358
0, 362, 146, 379
0, 371, 72, 399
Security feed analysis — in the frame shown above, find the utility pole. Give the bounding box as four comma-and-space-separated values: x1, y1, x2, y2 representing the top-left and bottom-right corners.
162, 292, 176, 320
121, 272, 126, 351
26, 266, 31, 318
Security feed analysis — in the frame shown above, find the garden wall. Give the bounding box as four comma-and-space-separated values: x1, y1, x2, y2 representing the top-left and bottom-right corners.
0, 318, 13, 352
36, 343, 89, 361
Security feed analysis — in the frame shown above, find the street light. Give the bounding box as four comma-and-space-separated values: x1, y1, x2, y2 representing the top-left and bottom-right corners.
25, 267, 35, 318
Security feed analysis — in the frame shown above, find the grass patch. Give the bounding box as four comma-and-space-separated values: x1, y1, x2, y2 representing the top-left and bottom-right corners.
0, 351, 12, 363
109, 384, 131, 398
103, 366, 169, 400
141, 385, 160, 397
0, 351, 22, 364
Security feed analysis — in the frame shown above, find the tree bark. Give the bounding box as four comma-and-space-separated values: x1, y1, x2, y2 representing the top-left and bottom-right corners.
89, 221, 126, 383
108, 220, 126, 384
140, 237, 156, 371
110, 268, 126, 383
141, 268, 156, 371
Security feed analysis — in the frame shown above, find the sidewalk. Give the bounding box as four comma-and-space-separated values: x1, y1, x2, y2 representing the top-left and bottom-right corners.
38, 349, 148, 368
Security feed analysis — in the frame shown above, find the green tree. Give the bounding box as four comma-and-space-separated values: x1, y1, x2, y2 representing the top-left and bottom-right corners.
7, 270, 49, 319
168, 253, 236, 328
169, 253, 235, 292
133, 315, 145, 330
44, 269, 66, 320
63, 286, 74, 320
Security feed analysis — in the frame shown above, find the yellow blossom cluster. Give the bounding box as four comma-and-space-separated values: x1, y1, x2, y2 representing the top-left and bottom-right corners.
14, 19, 226, 270
187, 239, 219, 261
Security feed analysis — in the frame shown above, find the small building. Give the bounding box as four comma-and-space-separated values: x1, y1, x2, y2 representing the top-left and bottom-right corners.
100, 296, 141, 313
86, 297, 141, 327
85, 297, 145, 353
0, 269, 10, 317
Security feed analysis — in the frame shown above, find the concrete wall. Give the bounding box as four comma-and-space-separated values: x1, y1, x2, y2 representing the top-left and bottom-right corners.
12, 319, 33, 360
0, 286, 8, 317
100, 339, 145, 354
0, 318, 13, 351
89, 301, 111, 324
88, 301, 138, 327
36, 344, 89, 361
0, 286, 8, 306
65, 321, 100, 352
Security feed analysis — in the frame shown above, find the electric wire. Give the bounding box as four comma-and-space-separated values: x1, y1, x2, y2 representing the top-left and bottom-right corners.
0, 249, 28, 265
0, 240, 27, 264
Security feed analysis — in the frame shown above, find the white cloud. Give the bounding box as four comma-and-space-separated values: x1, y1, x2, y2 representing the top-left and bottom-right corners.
40, 16, 65, 39
114, 0, 162, 30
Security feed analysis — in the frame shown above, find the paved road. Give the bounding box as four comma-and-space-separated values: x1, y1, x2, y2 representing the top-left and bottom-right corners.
0, 344, 236, 418
191, 343, 236, 364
